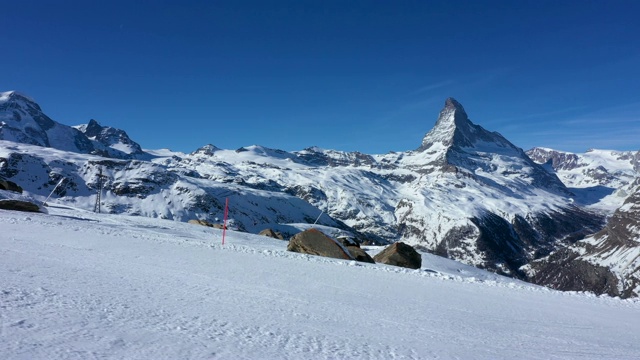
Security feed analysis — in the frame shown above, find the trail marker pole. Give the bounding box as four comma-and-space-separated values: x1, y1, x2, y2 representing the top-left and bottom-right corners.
221, 197, 229, 245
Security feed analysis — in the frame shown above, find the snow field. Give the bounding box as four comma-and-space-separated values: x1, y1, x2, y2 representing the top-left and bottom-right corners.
1, 206, 640, 359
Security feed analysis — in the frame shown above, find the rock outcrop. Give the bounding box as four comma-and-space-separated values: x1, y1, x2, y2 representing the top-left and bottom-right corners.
287, 228, 353, 261
188, 219, 228, 229
373, 242, 422, 269
336, 236, 375, 263
0, 199, 42, 213
258, 228, 285, 240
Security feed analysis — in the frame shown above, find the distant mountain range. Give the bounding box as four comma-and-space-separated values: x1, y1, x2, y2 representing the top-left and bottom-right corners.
1, 90, 638, 297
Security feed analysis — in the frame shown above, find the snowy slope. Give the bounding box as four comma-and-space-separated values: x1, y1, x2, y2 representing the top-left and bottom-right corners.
1, 206, 639, 359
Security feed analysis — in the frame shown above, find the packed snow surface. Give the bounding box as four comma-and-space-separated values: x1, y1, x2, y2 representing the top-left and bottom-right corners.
1, 206, 639, 359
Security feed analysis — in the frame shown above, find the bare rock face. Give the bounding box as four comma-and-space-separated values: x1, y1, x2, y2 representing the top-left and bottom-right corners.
287, 228, 352, 261
373, 242, 422, 269
258, 228, 285, 240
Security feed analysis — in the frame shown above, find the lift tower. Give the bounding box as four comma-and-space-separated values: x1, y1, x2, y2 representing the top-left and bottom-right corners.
93, 167, 109, 213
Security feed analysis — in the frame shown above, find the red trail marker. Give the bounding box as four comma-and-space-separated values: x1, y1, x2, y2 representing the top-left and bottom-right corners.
222, 197, 229, 245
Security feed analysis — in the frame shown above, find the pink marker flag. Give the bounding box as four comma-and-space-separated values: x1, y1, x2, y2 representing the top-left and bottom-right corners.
221, 197, 229, 245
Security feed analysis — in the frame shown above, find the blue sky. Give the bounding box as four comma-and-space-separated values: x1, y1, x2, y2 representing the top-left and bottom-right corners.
2, 0, 639, 154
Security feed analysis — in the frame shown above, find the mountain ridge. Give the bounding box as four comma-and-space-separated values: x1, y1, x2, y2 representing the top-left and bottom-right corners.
2, 91, 636, 296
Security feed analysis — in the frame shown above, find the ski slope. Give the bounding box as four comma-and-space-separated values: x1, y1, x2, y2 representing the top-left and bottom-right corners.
1, 205, 639, 359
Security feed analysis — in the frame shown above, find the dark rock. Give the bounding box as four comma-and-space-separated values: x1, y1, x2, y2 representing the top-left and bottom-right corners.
287, 228, 352, 260
336, 236, 375, 263
258, 228, 284, 240
188, 219, 228, 229
0, 179, 23, 193
345, 246, 375, 263
0, 199, 42, 212
374, 242, 422, 269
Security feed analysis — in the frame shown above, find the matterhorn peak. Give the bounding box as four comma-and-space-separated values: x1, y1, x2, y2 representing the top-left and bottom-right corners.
417, 97, 476, 151
443, 97, 467, 114
434, 97, 471, 131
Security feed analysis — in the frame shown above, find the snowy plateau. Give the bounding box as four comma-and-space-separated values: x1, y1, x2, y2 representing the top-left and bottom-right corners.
1, 90, 640, 358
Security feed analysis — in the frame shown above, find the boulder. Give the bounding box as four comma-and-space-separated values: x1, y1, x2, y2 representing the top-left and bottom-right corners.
188, 219, 226, 229
337, 236, 375, 263
0, 199, 42, 213
287, 228, 352, 260
258, 228, 285, 240
188, 219, 215, 227
373, 242, 422, 269
0, 179, 23, 193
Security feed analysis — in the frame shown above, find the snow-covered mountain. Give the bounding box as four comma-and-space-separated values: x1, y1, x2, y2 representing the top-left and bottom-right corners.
527, 147, 639, 211
2, 91, 635, 296
0, 92, 601, 276
0, 91, 94, 153
526, 178, 640, 298
129, 98, 606, 278
0, 142, 352, 240
0, 91, 146, 159
527, 147, 639, 188
74, 119, 147, 159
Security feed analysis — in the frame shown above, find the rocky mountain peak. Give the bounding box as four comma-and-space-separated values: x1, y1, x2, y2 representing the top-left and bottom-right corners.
192, 144, 219, 156
443, 97, 467, 115
0, 91, 42, 112
417, 97, 517, 154
434, 97, 470, 131
74, 119, 144, 157
82, 119, 104, 137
